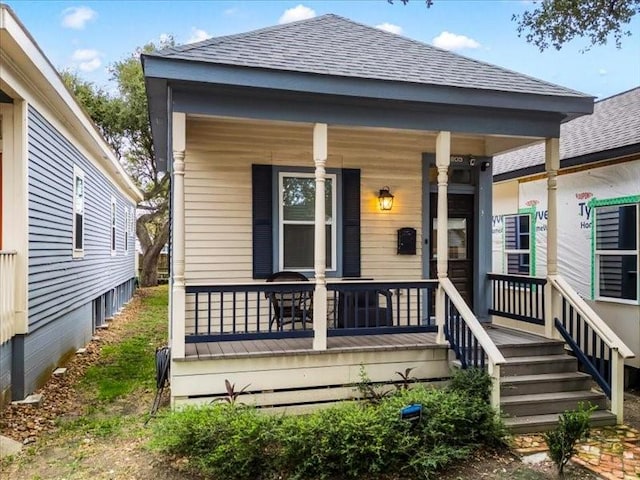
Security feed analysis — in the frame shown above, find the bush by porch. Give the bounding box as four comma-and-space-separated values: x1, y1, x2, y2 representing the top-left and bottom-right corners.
151, 369, 506, 480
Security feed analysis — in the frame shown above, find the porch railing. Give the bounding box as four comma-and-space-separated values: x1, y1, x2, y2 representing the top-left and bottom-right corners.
326, 280, 438, 336
440, 277, 505, 410
0, 251, 17, 345
185, 282, 315, 342
487, 273, 546, 325
549, 275, 634, 422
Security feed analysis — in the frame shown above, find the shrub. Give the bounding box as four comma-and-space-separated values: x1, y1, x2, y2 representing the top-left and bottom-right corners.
544, 403, 596, 474
151, 371, 505, 480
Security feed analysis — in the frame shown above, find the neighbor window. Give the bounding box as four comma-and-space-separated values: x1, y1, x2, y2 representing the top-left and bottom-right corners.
278, 172, 336, 271
504, 213, 531, 275
124, 207, 129, 254
111, 197, 117, 255
594, 202, 639, 302
72, 166, 85, 257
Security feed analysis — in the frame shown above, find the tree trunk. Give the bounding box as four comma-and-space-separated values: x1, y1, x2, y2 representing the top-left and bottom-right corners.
140, 248, 161, 287
137, 215, 170, 287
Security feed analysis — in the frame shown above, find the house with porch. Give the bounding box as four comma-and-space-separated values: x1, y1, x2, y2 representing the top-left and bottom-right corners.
492, 87, 640, 378
0, 5, 143, 405
142, 14, 633, 432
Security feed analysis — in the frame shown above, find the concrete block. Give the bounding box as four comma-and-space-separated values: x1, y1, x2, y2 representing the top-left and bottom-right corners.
53, 368, 67, 376
76, 348, 87, 354
11, 393, 43, 406
0, 435, 22, 458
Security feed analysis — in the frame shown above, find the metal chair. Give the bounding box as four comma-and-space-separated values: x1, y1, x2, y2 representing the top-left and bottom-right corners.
336, 288, 393, 329
265, 271, 313, 330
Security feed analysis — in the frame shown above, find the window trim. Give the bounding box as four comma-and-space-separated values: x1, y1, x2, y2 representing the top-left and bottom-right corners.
111, 196, 117, 256
124, 206, 129, 254
502, 207, 536, 276
72, 166, 85, 258
276, 170, 339, 274
590, 195, 640, 305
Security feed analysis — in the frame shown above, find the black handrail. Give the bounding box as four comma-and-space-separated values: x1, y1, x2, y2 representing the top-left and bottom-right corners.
554, 318, 611, 399
443, 292, 486, 369
487, 273, 546, 325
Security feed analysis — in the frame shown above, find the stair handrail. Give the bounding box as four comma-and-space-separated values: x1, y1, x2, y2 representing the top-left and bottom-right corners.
440, 277, 506, 366
548, 274, 634, 359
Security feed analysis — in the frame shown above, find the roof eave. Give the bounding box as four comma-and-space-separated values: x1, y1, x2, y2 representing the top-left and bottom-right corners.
143, 56, 594, 118
493, 142, 640, 182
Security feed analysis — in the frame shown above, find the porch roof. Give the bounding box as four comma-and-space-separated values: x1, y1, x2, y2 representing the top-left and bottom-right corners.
142, 13, 594, 171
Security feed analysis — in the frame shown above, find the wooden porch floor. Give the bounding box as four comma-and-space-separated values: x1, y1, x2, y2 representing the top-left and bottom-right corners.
183, 325, 557, 361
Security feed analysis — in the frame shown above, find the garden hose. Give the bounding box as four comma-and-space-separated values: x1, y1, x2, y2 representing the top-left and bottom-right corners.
146, 346, 170, 423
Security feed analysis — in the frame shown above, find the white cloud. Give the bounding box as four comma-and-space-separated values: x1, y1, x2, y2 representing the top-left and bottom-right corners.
224, 8, 238, 16
159, 33, 172, 44
71, 49, 101, 72
61, 6, 97, 30
432, 31, 480, 51
376, 22, 403, 35
278, 4, 316, 24
187, 28, 211, 44
598, 68, 607, 76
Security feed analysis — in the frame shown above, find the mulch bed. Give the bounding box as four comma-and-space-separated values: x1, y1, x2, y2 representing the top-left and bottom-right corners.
0, 291, 146, 444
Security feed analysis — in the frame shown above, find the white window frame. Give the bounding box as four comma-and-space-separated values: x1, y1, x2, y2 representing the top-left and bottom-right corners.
278, 172, 337, 272
72, 166, 85, 258
503, 212, 532, 276
124, 206, 129, 254
594, 201, 639, 305
110, 196, 117, 256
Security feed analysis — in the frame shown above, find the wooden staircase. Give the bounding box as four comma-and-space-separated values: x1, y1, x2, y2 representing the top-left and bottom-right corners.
489, 326, 617, 433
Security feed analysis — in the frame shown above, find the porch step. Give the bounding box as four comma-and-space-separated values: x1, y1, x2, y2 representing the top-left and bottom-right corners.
502, 354, 577, 376
501, 390, 607, 417
504, 410, 617, 434
499, 341, 566, 358
501, 372, 592, 396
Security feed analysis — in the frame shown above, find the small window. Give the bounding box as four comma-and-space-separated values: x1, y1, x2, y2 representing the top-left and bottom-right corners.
278, 172, 336, 271
72, 166, 85, 257
111, 197, 117, 255
124, 207, 129, 254
594, 203, 638, 302
504, 214, 531, 275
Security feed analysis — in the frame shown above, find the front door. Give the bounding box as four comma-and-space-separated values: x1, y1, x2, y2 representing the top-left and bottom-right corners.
429, 193, 474, 307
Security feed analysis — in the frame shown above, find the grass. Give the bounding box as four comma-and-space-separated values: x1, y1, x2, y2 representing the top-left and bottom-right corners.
80, 286, 168, 402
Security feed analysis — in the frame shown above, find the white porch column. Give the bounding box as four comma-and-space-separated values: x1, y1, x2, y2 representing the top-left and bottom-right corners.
435, 131, 451, 344
171, 112, 187, 358
544, 137, 560, 339
313, 123, 328, 351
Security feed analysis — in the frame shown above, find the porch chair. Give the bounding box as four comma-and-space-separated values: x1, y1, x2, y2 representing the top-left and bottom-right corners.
265, 271, 313, 330
336, 288, 393, 329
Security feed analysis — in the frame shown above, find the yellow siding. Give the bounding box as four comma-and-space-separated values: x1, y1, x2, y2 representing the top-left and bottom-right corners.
184, 117, 485, 284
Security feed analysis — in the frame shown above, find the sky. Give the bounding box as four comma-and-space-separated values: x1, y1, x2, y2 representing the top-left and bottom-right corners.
7, 0, 640, 100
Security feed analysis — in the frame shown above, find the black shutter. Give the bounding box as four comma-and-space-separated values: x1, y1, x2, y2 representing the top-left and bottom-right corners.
342, 169, 361, 277
252, 164, 273, 279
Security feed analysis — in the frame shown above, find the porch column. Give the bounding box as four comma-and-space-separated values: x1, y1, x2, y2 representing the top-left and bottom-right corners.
171, 112, 187, 358
313, 123, 328, 351
544, 137, 560, 339
435, 131, 451, 345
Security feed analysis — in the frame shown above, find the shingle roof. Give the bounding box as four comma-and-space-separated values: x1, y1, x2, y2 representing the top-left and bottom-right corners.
151, 14, 588, 98
493, 87, 640, 176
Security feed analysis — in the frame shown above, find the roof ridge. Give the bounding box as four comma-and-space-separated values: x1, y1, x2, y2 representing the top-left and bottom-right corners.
595, 85, 640, 103
154, 13, 339, 56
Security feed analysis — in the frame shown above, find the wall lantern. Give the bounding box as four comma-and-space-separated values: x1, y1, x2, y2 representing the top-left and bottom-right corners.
378, 186, 394, 211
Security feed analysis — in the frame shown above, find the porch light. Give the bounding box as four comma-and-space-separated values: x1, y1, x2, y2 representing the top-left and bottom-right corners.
378, 187, 394, 211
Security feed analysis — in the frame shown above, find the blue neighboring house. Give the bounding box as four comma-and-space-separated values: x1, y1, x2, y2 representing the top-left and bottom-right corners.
0, 5, 143, 404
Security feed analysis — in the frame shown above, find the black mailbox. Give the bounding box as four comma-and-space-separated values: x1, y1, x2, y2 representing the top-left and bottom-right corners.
397, 227, 417, 255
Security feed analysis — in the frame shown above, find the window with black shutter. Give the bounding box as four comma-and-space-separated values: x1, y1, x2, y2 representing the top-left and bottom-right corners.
594, 203, 638, 302
504, 213, 531, 275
